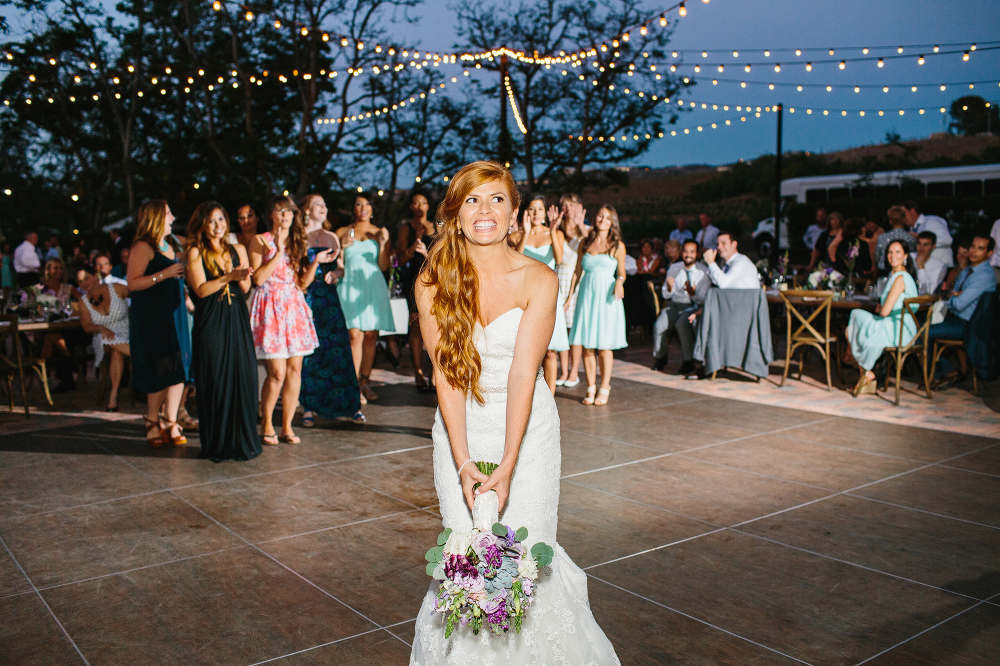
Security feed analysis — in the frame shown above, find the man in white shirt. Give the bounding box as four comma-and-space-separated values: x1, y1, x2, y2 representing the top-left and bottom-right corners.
903, 201, 952, 267
694, 213, 719, 252
990, 217, 1000, 284
669, 215, 694, 244
911, 231, 947, 295
652, 240, 709, 374
702, 232, 760, 289
95, 254, 127, 286
13, 231, 42, 287
802, 208, 827, 253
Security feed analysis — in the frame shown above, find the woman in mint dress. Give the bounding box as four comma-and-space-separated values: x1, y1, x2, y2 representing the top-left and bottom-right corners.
846, 239, 918, 397
336, 194, 393, 404
567, 205, 628, 406
518, 195, 569, 394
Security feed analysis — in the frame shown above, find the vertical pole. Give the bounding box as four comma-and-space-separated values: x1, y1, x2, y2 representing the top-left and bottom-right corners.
772, 103, 783, 267
498, 52, 512, 167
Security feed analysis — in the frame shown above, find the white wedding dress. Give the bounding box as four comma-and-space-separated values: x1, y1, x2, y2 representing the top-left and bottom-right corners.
411, 308, 620, 665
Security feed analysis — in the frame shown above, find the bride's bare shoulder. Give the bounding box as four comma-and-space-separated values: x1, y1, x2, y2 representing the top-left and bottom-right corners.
516, 255, 557, 304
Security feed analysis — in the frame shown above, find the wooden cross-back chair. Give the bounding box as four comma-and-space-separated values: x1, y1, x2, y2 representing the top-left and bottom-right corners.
779, 290, 838, 391
884, 295, 938, 406
0, 315, 30, 416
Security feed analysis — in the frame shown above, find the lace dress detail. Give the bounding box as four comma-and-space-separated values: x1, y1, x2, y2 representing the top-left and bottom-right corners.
81, 286, 129, 347
411, 308, 620, 666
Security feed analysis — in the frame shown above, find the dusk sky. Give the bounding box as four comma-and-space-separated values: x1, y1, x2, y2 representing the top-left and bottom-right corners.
5, 0, 998, 169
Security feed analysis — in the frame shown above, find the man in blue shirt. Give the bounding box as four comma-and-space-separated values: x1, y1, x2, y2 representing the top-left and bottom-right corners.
669, 215, 694, 244
928, 235, 997, 389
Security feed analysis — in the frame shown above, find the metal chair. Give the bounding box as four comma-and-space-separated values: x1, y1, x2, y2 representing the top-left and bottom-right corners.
884, 295, 938, 406
0, 315, 30, 416
779, 289, 837, 390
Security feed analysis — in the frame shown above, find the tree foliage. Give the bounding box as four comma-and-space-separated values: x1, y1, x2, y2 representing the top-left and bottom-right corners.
949, 95, 999, 136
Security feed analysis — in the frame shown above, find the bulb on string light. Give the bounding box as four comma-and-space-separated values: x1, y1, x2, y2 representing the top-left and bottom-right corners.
897, 47, 903, 54
744, 64, 751, 72
212, 1, 221, 10
659, 16, 667, 26
732, 51, 738, 57
805, 62, 812, 71
877, 58, 884, 67
918, 55, 925, 65
702, 51, 708, 58
679, 3, 686, 17
795, 49, 801, 56
971, 44, 977, 51
839, 60, 845, 69
862, 48, 869, 54
244, 11, 253, 21
962, 51, 969, 61
828, 49, 834, 56
764, 50, 770, 57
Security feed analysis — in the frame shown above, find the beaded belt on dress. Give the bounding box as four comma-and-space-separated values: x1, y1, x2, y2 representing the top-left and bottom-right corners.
475, 368, 545, 400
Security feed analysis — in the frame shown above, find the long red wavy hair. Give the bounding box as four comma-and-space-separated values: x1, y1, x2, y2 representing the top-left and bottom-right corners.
420, 161, 521, 403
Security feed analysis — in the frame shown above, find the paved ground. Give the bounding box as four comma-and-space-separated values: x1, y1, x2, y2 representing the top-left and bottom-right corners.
1, 347, 999, 665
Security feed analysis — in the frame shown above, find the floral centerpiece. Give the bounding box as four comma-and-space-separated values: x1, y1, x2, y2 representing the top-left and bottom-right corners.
806, 265, 845, 290
424, 462, 553, 638
7, 286, 59, 320
842, 240, 861, 295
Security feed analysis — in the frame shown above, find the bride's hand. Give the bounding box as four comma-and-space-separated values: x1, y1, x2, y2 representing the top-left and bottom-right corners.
476, 465, 513, 511
461, 464, 489, 511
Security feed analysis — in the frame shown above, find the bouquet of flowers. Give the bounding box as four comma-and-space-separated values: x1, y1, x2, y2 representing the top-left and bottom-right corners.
844, 240, 860, 276
424, 462, 553, 638
806, 265, 845, 290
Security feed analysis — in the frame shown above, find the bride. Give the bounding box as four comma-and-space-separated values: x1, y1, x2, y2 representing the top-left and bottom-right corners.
411, 161, 620, 665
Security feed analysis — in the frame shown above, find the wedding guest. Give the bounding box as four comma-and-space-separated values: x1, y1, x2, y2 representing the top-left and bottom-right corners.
694, 212, 719, 252
875, 206, 916, 274
567, 205, 627, 406
670, 215, 693, 244
396, 191, 438, 392
859, 213, 884, 270
76, 264, 130, 411
940, 241, 970, 294
635, 238, 662, 275
94, 254, 126, 286
127, 200, 191, 447
828, 217, 872, 277
912, 232, 947, 295
38, 258, 77, 393
232, 204, 264, 251
13, 231, 41, 287
299, 193, 363, 425
1, 243, 15, 292
336, 192, 393, 404
663, 239, 681, 266
989, 217, 1000, 283
703, 232, 759, 289
110, 245, 130, 280
43, 235, 63, 262
185, 201, 262, 461
517, 194, 568, 394
809, 211, 843, 271
250, 195, 325, 445
903, 201, 953, 267
553, 193, 589, 388
803, 208, 827, 253
928, 235, 997, 389
846, 240, 918, 396
652, 240, 709, 375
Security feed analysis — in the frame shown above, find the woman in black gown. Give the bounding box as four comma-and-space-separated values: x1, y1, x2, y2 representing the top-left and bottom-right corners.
394, 191, 438, 391
185, 202, 262, 461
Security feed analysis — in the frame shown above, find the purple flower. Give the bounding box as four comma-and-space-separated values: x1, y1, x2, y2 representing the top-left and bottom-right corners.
846, 243, 860, 260
471, 532, 498, 555
444, 554, 478, 580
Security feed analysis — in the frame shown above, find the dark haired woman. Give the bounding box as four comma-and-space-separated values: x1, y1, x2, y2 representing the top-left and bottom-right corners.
396, 191, 438, 392
298, 193, 363, 425
185, 202, 262, 461
250, 195, 329, 445
336, 193, 393, 404
410, 161, 619, 664
566, 205, 628, 406
76, 264, 130, 411
127, 200, 191, 446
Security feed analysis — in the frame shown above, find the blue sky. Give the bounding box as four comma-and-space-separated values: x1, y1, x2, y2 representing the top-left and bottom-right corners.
4, 0, 999, 168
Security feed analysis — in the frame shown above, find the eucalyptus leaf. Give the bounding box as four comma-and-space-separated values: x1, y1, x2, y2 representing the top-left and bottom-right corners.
437, 528, 452, 546
514, 527, 528, 542
425, 545, 444, 563
425, 562, 437, 576
492, 522, 508, 537
531, 542, 554, 568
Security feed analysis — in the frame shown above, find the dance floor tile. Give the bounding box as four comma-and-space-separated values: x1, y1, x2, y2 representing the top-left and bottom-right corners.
0, 592, 83, 665
862, 602, 1000, 666
41, 548, 376, 665
587, 577, 803, 665
571, 455, 830, 527
559, 432, 665, 476
0, 449, 161, 520
782, 416, 996, 463
589, 530, 970, 665
681, 433, 922, 491
259, 512, 440, 627
562, 408, 753, 452
0, 493, 244, 589
0, 431, 107, 470
0, 546, 31, 597
173, 466, 415, 542
943, 443, 1000, 477
259, 629, 412, 665
558, 482, 717, 568
323, 446, 437, 508
389, 618, 416, 646
655, 395, 828, 433
851, 465, 1000, 528
286, 429, 433, 465
740, 494, 1000, 599
556, 380, 700, 417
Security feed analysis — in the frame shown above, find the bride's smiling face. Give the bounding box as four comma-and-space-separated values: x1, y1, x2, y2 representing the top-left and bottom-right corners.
458, 179, 517, 246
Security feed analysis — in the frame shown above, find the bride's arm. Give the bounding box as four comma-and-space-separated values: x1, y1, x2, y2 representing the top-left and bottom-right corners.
415, 277, 489, 510
478, 265, 558, 510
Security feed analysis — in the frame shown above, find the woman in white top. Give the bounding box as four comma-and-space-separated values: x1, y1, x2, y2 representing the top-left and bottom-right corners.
551, 194, 589, 387
76, 264, 130, 410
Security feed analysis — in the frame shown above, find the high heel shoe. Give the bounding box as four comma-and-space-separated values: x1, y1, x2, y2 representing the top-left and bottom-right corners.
360, 376, 378, 402
594, 387, 611, 406
162, 421, 188, 446
851, 373, 876, 397
145, 417, 165, 448
582, 385, 597, 405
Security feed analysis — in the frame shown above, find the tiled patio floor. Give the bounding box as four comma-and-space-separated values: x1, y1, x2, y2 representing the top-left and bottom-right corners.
1, 351, 998, 665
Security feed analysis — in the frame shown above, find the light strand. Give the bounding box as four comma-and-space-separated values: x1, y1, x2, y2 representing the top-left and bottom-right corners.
504, 74, 528, 134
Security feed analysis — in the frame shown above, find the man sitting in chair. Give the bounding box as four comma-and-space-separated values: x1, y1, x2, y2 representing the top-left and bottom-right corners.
928, 234, 997, 390
702, 232, 760, 289
651, 240, 709, 375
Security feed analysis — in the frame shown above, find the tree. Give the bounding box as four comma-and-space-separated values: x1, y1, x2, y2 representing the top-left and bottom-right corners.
949, 95, 999, 136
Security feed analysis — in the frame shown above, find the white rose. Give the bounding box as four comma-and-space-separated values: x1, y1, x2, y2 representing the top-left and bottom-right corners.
517, 553, 538, 580
443, 530, 472, 556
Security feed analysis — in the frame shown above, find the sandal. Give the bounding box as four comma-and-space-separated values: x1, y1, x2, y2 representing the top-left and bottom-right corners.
145, 417, 165, 448
582, 385, 597, 405
302, 411, 315, 427
594, 387, 611, 406
279, 433, 301, 444
359, 377, 378, 402
261, 432, 279, 446
351, 410, 366, 424
162, 421, 188, 446
177, 406, 199, 430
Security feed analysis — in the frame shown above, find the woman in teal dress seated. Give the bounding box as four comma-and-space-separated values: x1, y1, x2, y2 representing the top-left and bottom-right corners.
846, 240, 918, 397
566, 205, 628, 406
517, 194, 569, 395
336, 193, 393, 404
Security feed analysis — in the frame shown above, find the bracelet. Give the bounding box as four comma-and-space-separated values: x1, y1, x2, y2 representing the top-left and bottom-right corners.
152, 274, 158, 283
617, 275, 626, 281
457, 458, 475, 475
